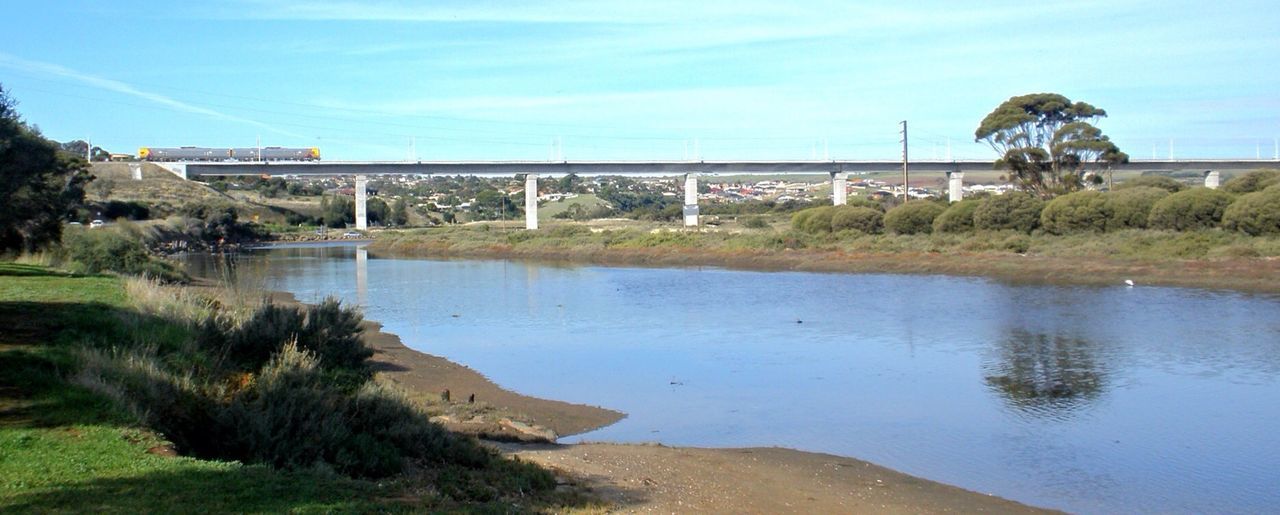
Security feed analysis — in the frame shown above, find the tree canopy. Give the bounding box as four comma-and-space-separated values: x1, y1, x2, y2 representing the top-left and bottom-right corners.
975, 93, 1128, 196
0, 85, 92, 252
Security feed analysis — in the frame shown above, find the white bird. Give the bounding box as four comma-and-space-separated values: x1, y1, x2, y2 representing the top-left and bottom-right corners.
1124, 279, 1135, 287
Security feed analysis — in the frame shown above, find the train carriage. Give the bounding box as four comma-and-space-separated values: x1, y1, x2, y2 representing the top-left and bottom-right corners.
139, 146, 320, 162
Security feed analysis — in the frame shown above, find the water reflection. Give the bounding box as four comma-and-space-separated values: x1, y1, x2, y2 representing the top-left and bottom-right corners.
356, 246, 368, 307
984, 329, 1107, 418
180, 246, 1280, 514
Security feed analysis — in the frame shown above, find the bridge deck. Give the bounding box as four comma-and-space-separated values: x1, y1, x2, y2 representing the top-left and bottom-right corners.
165, 159, 1280, 177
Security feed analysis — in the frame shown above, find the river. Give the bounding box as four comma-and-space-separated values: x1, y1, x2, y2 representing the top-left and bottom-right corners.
186, 242, 1280, 514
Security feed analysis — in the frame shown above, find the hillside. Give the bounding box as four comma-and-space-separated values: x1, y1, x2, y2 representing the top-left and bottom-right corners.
86, 163, 315, 225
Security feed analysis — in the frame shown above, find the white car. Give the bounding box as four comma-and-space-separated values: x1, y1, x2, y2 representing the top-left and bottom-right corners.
89, 220, 105, 229
342, 231, 362, 238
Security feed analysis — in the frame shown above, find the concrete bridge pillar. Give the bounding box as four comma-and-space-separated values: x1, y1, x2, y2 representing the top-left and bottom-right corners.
683, 173, 699, 227
1204, 171, 1220, 189
525, 174, 539, 230
947, 171, 964, 202
355, 175, 368, 230
831, 172, 848, 206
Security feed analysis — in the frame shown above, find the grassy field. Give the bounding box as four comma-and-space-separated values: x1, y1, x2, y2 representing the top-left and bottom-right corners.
0, 263, 392, 512
370, 221, 1280, 292
0, 263, 596, 512
536, 193, 610, 221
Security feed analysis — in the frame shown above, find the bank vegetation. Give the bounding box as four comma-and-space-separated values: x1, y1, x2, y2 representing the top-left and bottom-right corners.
371, 172, 1280, 292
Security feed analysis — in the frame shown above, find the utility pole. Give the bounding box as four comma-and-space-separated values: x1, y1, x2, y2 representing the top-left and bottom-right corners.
86, 138, 92, 162
257, 135, 262, 162
900, 121, 909, 203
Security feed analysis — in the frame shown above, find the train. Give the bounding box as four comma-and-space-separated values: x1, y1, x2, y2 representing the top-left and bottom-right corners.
138, 146, 320, 162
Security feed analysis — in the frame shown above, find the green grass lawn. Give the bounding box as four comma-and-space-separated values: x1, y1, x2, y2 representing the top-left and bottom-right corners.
537, 193, 609, 220
0, 263, 391, 512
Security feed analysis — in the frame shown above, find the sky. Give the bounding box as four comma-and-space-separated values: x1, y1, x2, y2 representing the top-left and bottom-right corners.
1, 0, 1277, 161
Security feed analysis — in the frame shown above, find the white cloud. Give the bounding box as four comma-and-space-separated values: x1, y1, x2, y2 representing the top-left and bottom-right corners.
0, 52, 303, 138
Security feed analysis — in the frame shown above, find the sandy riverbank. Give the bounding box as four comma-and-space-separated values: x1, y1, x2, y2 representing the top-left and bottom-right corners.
344, 295, 1055, 513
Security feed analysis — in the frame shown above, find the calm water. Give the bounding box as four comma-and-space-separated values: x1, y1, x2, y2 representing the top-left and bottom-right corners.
188, 243, 1280, 514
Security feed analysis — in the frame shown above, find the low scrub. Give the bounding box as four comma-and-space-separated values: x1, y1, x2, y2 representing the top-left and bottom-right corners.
1040, 191, 1108, 234
831, 206, 884, 234
884, 202, 945, 234
199, 298, 371, 388
973, 193, 1044, 233
795, 206, 836, 234
1103, 186, 1169, 231
741, 216, 770, 229
1116, 176, 1186, 193
1222, 185, 1280, 235
1221, 169, 1280, 194
62, 227, 186, 282
67, 282, 556, 495
933, 200, 980, 233
1148, 188, 1234, 231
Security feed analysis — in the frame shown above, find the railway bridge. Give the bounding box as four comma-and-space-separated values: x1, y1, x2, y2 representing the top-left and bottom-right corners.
150, 159, 1280, 230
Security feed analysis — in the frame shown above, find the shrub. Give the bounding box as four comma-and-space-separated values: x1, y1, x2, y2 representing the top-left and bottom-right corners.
973, 193, 1045, 233
830, 206, 883, 234
200, 297, 371, 385
741, 216, 770, 229
791, 206, 835, 234
547, 224, 592, 237
62, 228, 185, 282
790, 209, 816, 231
1221, 169, 1280, 194
1116, 176, 1186, 193
1040, 191, 1108, 234
1103, 186, 1169, 231
843, 197, 885, 212
933, 199, 980, 233
883, 202, 945, 234
1222, 185, 1280, 235
1148, 188, 1234, 231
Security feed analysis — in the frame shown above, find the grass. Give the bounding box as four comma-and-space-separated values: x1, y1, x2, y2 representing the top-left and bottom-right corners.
370, 222, 1280, 292
0, 262, 597, 512
538, 193, 610, 221
0, 263, 388, 512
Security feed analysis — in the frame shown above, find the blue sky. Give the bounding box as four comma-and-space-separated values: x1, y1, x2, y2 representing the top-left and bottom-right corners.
1, 1, 1277, 161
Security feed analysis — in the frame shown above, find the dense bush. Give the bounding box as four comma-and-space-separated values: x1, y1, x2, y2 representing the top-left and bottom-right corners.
843, 197, 885, 212
77, 344, 522, 481
1103, 186, 1169, 231
973, 193, 1045, 233
179, 202, 264, 243
96, 200, 152, 221
741, 216, 770, 229
1040, 191, 1108, 234
830, 206, 883, 234
220, 345, 486, 478
62, 228, 185, 282
1148, 188, 1235, 231
1221, 169, 1280, 194
932, 199, 980, 233
1222, 185, 1280, 235
792, 206, 835, 233
200, 298, 371, 387
883, 202, 945, 234
1116, 176, 1186, 193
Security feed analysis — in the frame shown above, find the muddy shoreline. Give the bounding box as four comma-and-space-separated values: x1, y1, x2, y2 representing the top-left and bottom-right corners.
270, 290, 1056, 512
